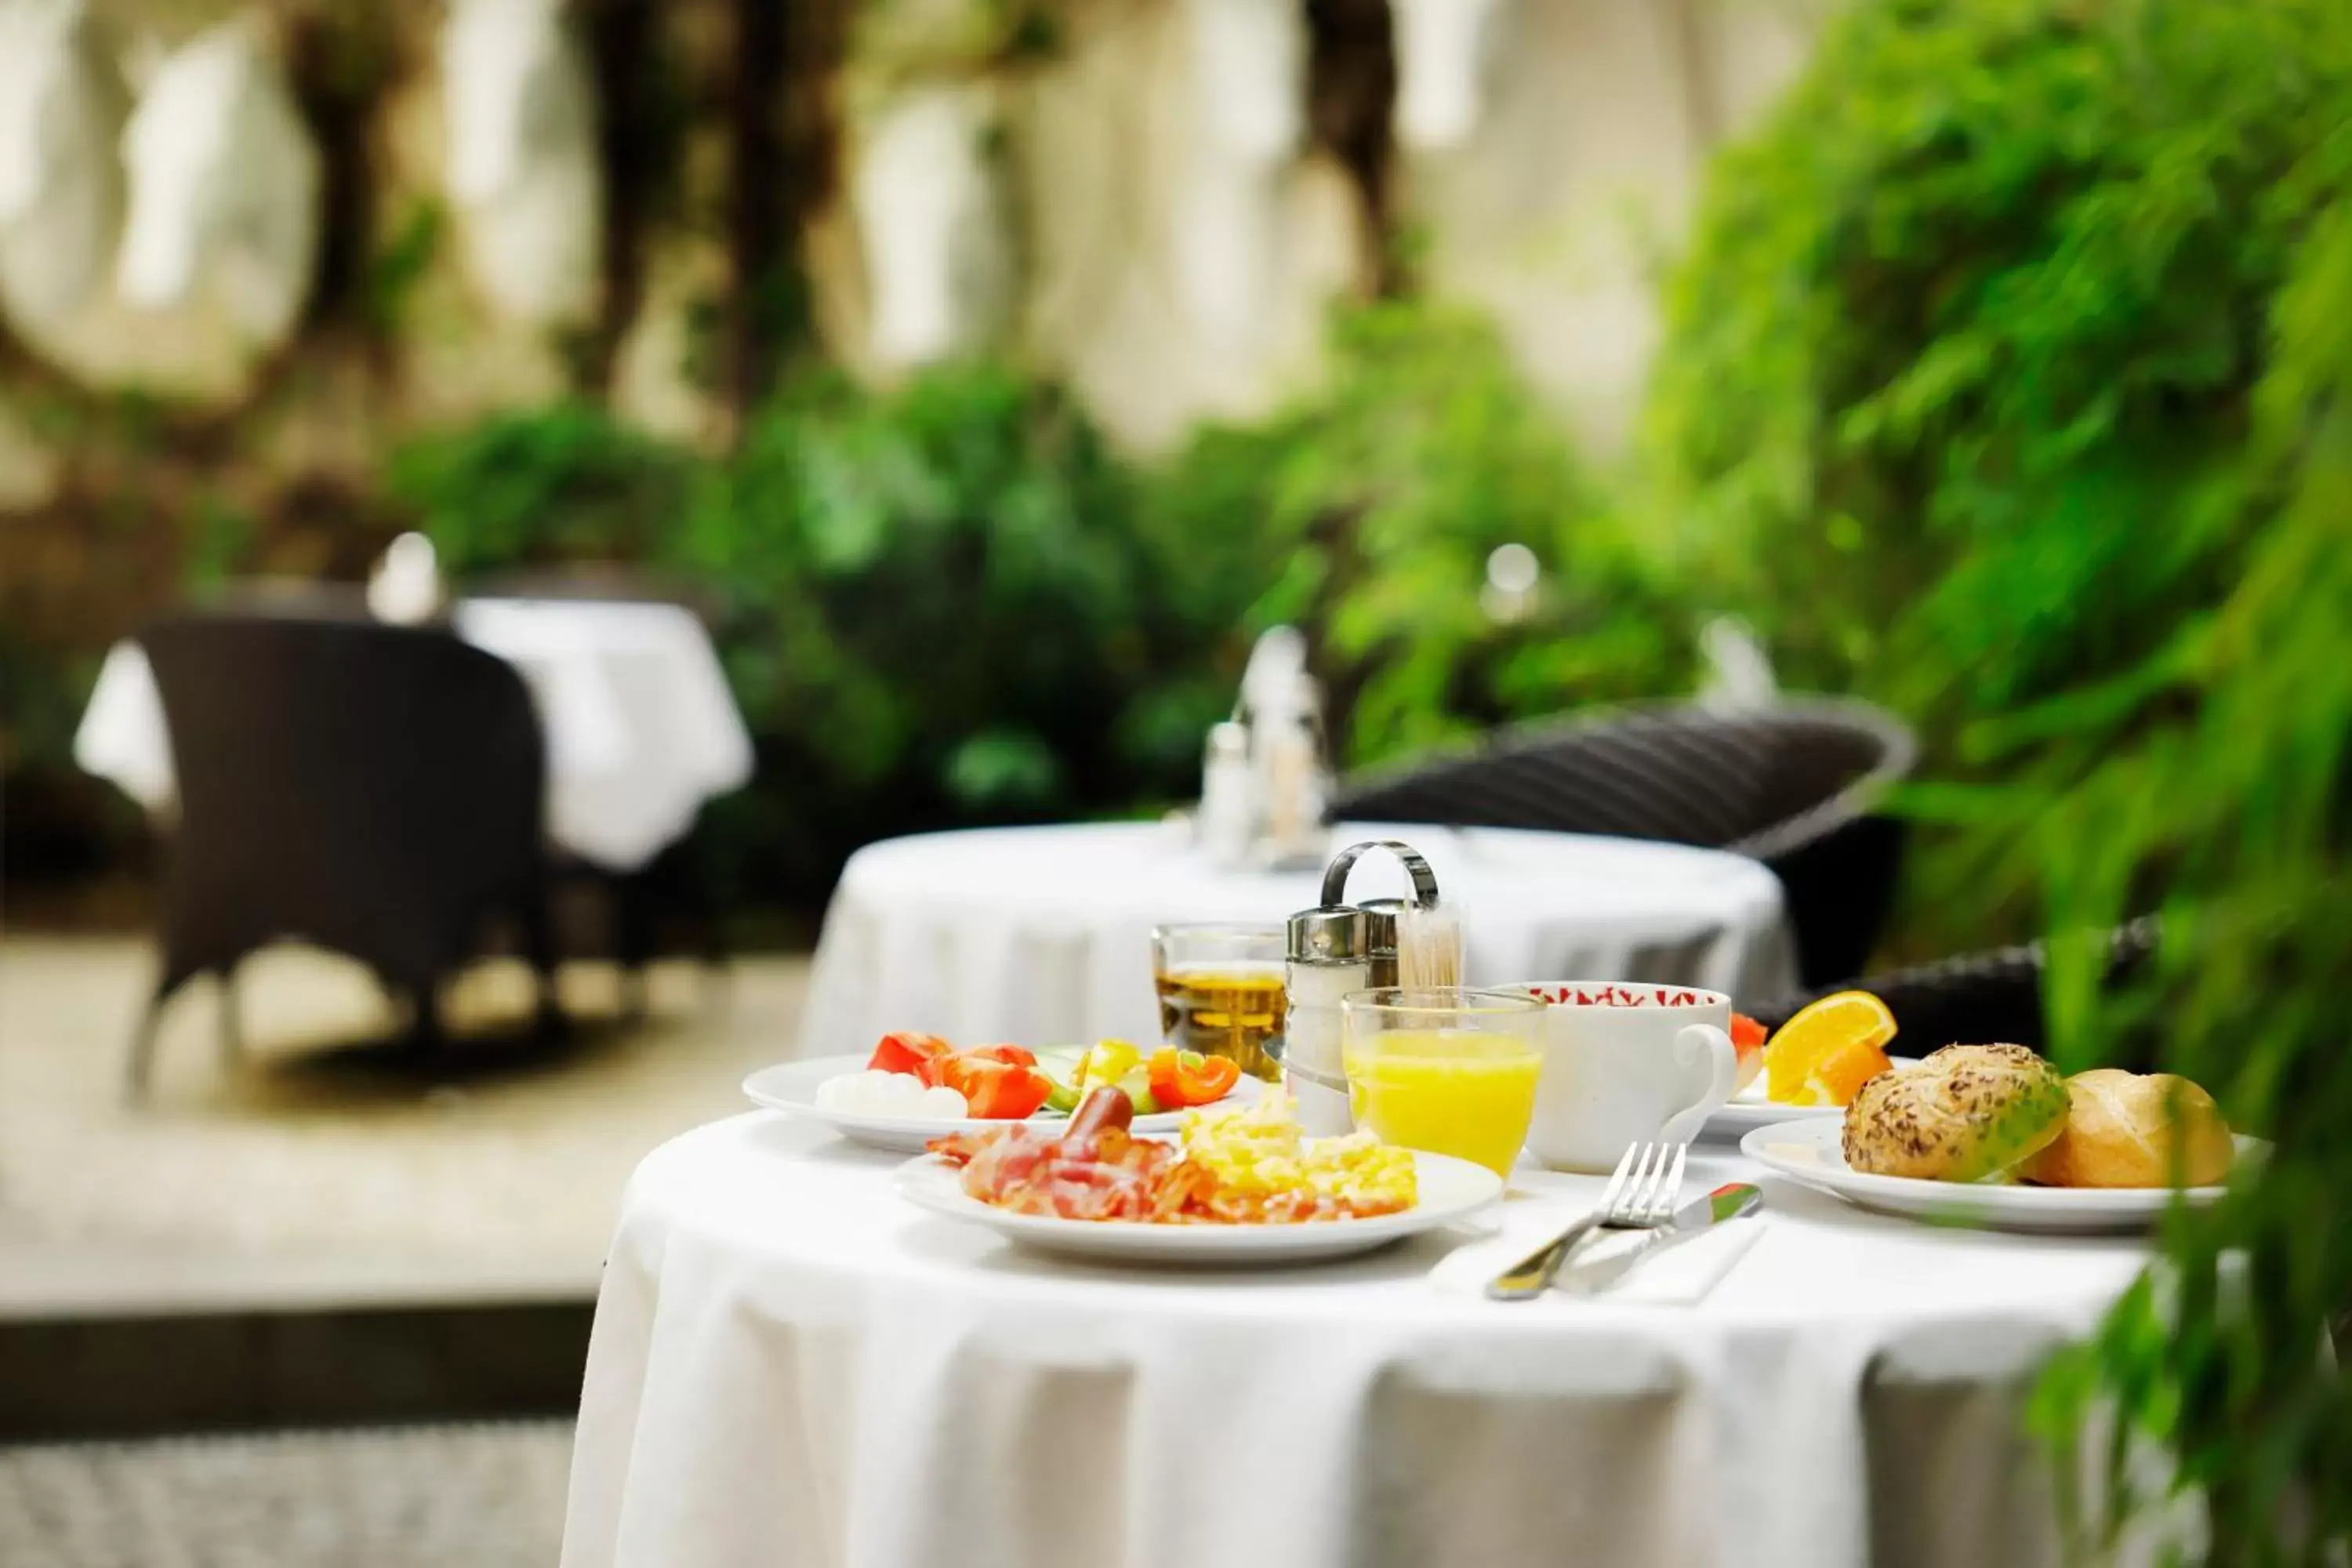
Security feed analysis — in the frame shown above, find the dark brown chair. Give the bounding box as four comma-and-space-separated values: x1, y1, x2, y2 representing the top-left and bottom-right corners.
128, 614, 559, 1092
1330, 700, 1917, 987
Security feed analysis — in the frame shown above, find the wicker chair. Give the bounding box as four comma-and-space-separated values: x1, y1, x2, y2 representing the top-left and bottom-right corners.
1330, 700, 1917, 986
1748, 917, 2161, 1062
131, 615, 560, 1091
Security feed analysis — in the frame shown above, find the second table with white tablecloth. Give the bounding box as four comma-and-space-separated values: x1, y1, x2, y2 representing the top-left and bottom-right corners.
797, 821, 1800, 1057
71, 597, 753, 872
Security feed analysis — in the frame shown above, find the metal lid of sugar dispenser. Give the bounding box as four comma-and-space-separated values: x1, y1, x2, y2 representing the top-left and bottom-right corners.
1287, 905, 1367, 964
1356, 897, 1406, 987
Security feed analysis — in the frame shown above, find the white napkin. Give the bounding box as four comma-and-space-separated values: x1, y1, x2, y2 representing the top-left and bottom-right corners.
1431, 1201, 1762, 1305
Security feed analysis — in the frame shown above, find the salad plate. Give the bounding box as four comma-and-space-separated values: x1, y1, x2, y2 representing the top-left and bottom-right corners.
1740, 1119, 2243, 1234
1704, 1058, 1922, 1138
744, 1054, 1262, 1155
893, 1146, 1503, 1264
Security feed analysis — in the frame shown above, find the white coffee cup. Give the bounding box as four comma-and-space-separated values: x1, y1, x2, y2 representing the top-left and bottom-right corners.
1501, 981, 1741, 1172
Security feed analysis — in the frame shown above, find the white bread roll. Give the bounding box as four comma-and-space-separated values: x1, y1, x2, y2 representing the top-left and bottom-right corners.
1842, 1043, 2068, 1182
2018, 1069, 2234, 1189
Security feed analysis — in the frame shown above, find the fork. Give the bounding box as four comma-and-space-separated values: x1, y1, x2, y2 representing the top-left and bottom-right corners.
1483, 1142, 1690, 1301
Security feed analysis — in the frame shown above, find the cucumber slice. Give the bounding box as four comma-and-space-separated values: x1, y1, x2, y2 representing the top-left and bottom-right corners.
1115, 1067, 1162, 1118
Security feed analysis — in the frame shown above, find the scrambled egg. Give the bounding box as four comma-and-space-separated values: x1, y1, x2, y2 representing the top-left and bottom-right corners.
1180, 1095, 1418, 1209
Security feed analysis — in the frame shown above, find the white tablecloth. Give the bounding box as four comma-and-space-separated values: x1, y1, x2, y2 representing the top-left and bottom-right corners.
800, 822, 1799, 1054
562, 1113, 2154, 1568
71, 598, 753, 872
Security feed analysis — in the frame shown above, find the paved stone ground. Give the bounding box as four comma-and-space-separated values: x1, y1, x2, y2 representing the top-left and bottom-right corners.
0, 1421, 572, 1568
0, 937, 811, 1312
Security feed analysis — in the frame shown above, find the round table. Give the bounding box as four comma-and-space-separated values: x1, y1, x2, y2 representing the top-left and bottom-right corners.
561, 1115, 2152, 1568
798, 822, 1798, 1056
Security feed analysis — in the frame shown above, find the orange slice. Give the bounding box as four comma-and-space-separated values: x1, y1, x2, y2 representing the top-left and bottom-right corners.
1764, 991, 1897, 1106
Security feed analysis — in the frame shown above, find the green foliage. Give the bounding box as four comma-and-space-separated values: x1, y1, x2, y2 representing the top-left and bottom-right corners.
2022, 202, 2352, 1568
394, 365, 1207, 903
180, 499, 256, 591
364, 200, 445, 339
1652, 2, 2352, 1556
1650, 0, 2352, 940
681, 362, 1176, 831
1150, 301, 1697, 768
390, 403, 698, 574
387, 310, 1711, 906
851, 0, 1062, 80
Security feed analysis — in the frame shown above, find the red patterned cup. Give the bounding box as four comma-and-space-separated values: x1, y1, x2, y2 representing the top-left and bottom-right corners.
1497, 982, 1740, 1173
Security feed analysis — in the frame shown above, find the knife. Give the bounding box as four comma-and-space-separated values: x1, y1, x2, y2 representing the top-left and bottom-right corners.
1556, 1181, 1762, 1298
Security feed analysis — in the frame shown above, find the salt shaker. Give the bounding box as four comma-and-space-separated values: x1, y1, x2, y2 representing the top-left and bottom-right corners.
1196, 720, 1253, 866
1253, 673, 1331, 871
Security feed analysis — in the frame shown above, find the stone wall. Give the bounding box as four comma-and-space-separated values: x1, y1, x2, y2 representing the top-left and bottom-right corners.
0, 0, 1829, 885
0, 0, 1831, 479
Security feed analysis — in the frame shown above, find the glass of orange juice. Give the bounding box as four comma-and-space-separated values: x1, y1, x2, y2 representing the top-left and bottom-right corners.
1340, 988, 1545, 1178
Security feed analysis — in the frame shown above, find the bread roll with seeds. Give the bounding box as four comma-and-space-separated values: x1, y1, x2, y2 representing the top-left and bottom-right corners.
1841, 1044, 2068, 1182
2017, 1069, 2234, 1189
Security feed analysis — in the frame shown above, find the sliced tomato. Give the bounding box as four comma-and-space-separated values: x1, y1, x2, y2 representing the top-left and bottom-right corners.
1730, 1014, 1767, 1056
869, 1032, 956, 1083
940, 1055, 1055, 1120
1146, 1047, 1241, 1109
967, 1044, 1038, 1069
1729, 1013, 1769, 1094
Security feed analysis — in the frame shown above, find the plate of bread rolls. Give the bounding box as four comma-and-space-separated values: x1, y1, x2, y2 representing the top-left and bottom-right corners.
1738, 1044, 2255, 1233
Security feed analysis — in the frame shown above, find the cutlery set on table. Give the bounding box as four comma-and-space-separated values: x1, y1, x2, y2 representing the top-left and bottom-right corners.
1481, 1142, 1761, 1302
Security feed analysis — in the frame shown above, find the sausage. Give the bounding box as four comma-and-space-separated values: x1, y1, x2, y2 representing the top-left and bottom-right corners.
1065, 1084, 1134, 1142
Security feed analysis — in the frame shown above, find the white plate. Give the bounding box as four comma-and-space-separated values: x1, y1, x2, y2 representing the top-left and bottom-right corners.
742, 1054, 1264, 1155
1704, 1057, 1924, 1137
894, 1146, 1504, 1264
1739, 1119, 2241, 1234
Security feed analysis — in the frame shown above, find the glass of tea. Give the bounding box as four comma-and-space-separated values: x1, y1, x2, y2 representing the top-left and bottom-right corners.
1150, 923, 1287, 1082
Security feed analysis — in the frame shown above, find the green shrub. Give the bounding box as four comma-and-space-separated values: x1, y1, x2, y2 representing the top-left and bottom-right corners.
1653, 2, 2352, 1554
389, 401, 697, 573
1149, 301, 1697, 769
1649, 0, 2352, 944
679, 363, 1200, 898
2029, 200, 2352, 1568
387, 325, 1704, 910
394, 365, 1209, 907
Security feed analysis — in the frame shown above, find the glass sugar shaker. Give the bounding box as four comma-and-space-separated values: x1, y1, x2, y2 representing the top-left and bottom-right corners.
1283, 903, 1367, 1136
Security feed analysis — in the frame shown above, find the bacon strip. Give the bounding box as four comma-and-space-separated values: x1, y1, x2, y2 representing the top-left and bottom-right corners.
927, 1123, 1407, 1226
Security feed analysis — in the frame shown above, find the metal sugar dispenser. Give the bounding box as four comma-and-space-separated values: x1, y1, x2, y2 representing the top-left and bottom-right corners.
1283, 840, 1444, 1136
